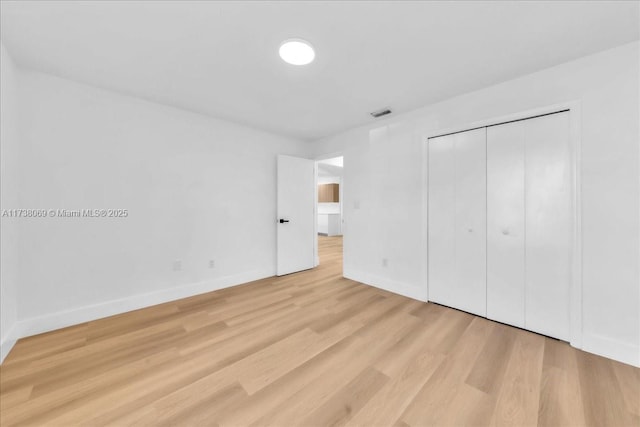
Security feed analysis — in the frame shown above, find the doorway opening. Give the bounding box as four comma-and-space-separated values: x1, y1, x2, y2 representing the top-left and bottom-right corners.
316, 156, 343, 270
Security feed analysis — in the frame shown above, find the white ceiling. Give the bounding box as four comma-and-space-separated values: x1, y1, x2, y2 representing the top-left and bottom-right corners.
1, 1, 638, 141
318, 157, 344, 168
318, 157, 344, 177
318, 164, 343, 178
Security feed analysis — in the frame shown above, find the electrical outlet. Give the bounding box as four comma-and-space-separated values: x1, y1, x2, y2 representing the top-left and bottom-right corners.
209, 260, 215, 269
173, 260, 181, 271
382, 258, 388, 267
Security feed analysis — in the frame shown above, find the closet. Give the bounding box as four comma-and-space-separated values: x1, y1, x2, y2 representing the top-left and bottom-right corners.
428, 111, 571, 340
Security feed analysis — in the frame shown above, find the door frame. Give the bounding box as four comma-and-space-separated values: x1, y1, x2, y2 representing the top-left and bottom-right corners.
422, 100, 583, 349
315, 151, 344, 267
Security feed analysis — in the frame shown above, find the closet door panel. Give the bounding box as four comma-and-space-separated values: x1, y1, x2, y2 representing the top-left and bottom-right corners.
525, 112, 571, 340
454, 129, 487, 316
487, 122, 526, 327
428, 135, 456, 307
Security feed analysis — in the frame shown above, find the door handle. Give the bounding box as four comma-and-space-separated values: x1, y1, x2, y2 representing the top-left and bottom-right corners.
279, 219, 290, 224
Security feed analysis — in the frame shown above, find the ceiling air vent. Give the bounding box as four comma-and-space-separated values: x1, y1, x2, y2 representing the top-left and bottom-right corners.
370, 107, 392, 118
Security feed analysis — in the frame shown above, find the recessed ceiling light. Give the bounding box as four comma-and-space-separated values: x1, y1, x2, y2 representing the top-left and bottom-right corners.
279, 39, 315, 65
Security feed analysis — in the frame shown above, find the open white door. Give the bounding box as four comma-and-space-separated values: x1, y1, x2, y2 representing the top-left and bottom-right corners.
277, 155, 315, 276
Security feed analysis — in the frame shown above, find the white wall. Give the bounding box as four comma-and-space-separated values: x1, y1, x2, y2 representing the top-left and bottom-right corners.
0, 43, 20, 361
318, 176, 341, 184
8, 70, 307, 343
310, 41, 640, 367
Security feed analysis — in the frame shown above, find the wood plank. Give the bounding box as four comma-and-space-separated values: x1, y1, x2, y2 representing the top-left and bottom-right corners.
612, 359, 640, 417
537, 337, 586, 427
465, 322, 517, 394
301, 366, 388, 427
576, 350, 637, 426
490, 331, 545, 426
349, 350, 445, 426
399, 317, 495, 426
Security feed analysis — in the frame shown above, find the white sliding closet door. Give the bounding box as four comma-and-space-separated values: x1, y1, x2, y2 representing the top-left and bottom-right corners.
486, 111, 571, 340
455, 129, 487, 316
428, 134, 455, 309
428, 128, 486, 317
487, 122, 526, 328
524, 112, 571, 340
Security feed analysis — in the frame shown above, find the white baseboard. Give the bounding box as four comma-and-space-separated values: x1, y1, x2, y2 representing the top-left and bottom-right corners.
344, 268, 427, 302
4, 268, 275, 360
0, 323, 18, 364
581, 332, 640, 368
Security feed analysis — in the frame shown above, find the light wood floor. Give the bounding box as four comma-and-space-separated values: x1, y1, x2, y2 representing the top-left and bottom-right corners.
1, 236, 638, 426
